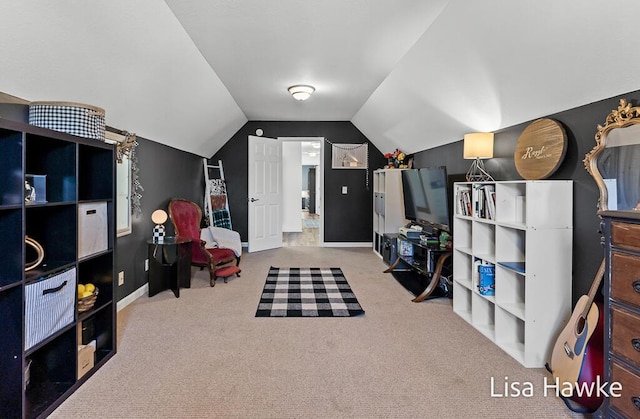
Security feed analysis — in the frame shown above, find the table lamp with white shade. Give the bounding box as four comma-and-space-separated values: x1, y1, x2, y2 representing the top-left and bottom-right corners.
464, 132, 495, 182
151, 209, 168, 243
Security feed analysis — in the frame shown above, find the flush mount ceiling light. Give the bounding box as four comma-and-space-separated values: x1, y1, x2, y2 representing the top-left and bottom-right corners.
288, 85, 315, 101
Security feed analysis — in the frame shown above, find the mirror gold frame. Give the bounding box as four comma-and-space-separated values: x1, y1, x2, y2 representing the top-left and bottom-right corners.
584, 98, 640, 212
105, 129, 134, 237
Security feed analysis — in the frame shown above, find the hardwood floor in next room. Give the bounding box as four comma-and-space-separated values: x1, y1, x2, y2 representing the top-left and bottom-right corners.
283, 210, 319, 247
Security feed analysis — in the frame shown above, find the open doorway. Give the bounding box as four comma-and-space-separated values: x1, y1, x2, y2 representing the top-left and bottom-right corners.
279, 137, 323, 247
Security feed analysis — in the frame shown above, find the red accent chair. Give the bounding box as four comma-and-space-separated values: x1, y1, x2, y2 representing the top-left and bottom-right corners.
168, 199, 240, 287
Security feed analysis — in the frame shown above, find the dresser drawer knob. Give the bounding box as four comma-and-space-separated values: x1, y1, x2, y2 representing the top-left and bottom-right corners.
634, 281, 640, 293
633, 339, 640, 352
633, 396, 640, 410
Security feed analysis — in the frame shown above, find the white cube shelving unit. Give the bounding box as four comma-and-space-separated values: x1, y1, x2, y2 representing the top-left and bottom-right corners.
372, 169, 407, 257
452, 180, 573, 367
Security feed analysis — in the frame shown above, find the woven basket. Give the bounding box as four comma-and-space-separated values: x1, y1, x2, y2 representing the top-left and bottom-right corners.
29, 101, 106, 141
78, 287, 99, 313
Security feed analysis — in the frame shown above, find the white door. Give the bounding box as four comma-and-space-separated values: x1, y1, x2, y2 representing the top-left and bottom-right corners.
248, 135, 283, 252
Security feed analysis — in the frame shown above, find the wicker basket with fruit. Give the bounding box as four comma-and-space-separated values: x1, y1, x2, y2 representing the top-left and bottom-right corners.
77, 283, 98, 313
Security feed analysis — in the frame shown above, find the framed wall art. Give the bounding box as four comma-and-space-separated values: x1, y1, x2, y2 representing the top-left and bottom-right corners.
331, 143, 368, 169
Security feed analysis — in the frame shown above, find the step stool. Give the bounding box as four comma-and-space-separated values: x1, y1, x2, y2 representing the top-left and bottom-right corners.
212, 265, 241, 286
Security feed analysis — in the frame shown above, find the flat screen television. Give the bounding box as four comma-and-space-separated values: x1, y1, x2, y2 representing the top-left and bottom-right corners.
400, 170, 418, 222
417, 166, 450, 233
400, 166, 451, 233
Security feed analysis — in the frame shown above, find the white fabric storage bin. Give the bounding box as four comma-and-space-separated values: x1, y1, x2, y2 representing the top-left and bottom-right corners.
25, 267, 76, 350
28, 101, 105, 141
78, 202, 108, 258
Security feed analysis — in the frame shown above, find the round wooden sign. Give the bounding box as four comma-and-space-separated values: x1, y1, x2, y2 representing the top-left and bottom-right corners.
514, 118, 567, 179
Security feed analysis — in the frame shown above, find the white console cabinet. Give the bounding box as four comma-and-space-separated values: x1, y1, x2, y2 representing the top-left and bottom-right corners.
373, 169, 407, 257
452, 180, 573, 367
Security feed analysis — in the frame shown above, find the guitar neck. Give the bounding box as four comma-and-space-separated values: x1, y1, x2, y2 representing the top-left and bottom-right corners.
580, 259, 606, 317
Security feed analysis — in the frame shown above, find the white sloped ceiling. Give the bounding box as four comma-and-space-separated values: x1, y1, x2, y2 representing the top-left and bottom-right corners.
352, 0, 640, 154
1, 1, 640, 158
0, 1, 246, 157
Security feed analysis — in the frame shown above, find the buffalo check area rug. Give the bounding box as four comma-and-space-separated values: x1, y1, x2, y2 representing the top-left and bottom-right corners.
255, 267, 365, 317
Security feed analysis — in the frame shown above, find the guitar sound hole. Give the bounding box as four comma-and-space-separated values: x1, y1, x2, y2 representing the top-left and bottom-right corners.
633, 338, 640, 352
633, 280, 640, 293
632, 396, 640, 410
576, 316, 586, 335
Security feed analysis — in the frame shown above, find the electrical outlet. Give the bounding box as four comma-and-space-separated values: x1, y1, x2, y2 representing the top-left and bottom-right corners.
145, 259, 149, 271
342, 186, 348, 194
118, 271, 124, 286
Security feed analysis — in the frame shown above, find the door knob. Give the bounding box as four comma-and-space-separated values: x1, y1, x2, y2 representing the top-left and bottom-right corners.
250, 197, 259, 202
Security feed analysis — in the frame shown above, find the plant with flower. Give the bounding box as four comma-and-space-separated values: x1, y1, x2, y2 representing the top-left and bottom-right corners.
384, 149, 406, 168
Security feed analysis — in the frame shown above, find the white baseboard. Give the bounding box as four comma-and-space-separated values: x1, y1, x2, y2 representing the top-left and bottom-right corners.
117, 283, 148, 312
321, 242, 373, 248
243, 242, 372, 248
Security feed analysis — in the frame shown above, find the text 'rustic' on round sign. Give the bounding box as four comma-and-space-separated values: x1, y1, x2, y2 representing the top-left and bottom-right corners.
514, 118, 567, 180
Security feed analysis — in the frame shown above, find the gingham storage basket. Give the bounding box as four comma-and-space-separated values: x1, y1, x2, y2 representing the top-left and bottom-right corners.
29, 101, 105, 140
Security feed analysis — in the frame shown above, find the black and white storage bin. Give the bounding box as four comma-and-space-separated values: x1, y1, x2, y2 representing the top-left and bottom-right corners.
28, 101, 105, 141
25, 267, 76, 350
78, 202, 109, 258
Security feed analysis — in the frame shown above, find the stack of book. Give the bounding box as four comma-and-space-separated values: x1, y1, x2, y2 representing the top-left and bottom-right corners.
474, 184, 496, 220
455, 189, 473, 216
455, 184, 496, 219
474, 258, 495, 296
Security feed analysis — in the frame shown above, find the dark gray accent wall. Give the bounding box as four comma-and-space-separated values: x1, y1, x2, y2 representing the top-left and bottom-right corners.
412, 90, 640, 304
113, 91, 640, 307
115, 137, 203, 301
302, 165, 314, 190
211, 121, 387, 243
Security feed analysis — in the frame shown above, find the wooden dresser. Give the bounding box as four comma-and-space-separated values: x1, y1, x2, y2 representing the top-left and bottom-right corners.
601, 210, 640, 418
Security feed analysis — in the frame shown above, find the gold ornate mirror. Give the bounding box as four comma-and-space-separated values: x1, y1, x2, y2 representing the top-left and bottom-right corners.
584, 99, 640, 212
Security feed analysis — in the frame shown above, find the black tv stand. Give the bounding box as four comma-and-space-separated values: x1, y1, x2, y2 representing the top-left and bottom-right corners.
384, 234, 452, 302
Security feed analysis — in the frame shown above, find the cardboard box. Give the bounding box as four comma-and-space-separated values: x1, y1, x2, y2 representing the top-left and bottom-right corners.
78, 202, 108, 258
77, 340, 96, 380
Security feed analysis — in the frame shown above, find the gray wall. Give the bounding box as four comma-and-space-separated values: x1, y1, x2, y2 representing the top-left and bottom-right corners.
211, 121, 387, 243
112, 90, 640, 306
302, 165, 314, 191
411, 90, 640, 303
115, 137, 203, 301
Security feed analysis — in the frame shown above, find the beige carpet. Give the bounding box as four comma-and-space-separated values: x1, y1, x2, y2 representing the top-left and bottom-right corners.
51, 247, 586, 418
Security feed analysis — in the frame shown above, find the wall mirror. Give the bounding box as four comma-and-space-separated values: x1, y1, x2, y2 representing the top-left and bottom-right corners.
585, 99, 640, 212
105, 129, 133, 236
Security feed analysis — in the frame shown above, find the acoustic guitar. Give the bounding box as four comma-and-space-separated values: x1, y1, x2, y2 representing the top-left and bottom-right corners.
547, 259, 605, 412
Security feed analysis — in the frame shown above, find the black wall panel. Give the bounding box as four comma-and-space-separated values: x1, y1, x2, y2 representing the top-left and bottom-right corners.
412, 90, 640, 302
115, 138, 203, 301
112, 90, 640, 306
211, 121, 387, 243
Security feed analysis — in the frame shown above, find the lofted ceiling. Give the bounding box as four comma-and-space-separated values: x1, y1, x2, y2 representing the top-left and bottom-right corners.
1, 1, 640, 158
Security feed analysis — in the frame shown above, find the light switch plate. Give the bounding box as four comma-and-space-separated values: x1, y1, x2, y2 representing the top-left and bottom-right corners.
342, 186, 348, 194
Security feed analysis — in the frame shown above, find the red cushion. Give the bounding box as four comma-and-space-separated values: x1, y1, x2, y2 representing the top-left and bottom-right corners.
214, 265, 240, 277
206, 247, 235, 262
168, 200, 202, 241
190, 240, 209, 265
